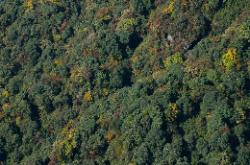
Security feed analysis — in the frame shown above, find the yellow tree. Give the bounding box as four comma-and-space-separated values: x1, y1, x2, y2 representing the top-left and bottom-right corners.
24, 0, 61, 10
168, 103, 179, 121
24, 0, 33, 10
222, 48, 239, 72
83, 91, 93, 102
162, 0, 175, 14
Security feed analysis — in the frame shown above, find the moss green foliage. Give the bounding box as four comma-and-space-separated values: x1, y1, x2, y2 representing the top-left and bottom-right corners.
164, 52, 183, 69
116, 18, 137, 31
53, 120, 77, 161
0, 0, 250, 165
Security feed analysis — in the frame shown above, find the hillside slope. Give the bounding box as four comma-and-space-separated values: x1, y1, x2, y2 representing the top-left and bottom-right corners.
0, 0, 250, 164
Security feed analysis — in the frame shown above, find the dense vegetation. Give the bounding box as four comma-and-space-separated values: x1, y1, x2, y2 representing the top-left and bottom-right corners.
0, 0, 250, 164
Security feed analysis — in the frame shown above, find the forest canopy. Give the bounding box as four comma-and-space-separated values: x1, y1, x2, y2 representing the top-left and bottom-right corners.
0, 0, 250, 165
